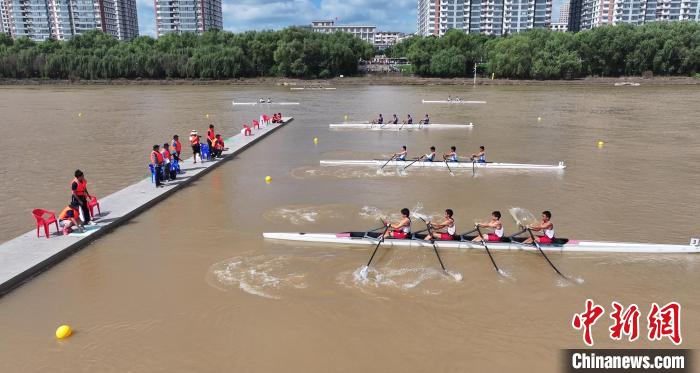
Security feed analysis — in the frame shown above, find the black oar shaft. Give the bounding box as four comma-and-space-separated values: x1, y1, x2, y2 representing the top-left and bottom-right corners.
366, 226, 390, 267
476, 225, 501, 273
380, 155, 395, 170
422, 218, 447, 271
527, 228, 567, 279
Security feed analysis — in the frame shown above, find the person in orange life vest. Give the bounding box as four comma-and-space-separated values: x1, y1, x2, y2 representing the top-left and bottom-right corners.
206, 124, 216, 154
151, 144, 164, 187
162, 143, 176, 180
189, 130, 201, 163
171, 135, 182, 159
213, 134, 226, 157
59, 200, 84, 235
71, 169, 94, 225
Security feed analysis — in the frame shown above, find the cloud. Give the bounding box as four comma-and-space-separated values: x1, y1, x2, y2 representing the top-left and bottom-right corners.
137, 0, 416, 38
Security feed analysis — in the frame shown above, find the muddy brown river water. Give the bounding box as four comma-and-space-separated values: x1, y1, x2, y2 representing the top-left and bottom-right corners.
0, 84, 698, 372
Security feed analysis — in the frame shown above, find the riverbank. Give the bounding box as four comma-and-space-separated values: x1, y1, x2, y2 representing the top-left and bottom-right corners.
1, 75, 698, 87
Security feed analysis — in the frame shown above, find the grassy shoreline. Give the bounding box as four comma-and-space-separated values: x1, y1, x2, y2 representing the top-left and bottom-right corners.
0, 75, 698, 86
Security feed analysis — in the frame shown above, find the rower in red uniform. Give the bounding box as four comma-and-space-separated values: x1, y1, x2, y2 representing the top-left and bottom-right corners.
523, 210, 555, 244
383, 208, 411, 239
425, 209, 456, 241
473, 211, 504, 242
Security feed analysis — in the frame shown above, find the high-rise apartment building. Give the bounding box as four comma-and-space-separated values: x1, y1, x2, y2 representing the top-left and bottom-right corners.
0, 0, 9, 35
559, 1, 570, 23
417, 0, 553, 36
569, 0, 699, 31
2, 0, 138, 40
311, 20, 376, 45
155, 0, 223, 37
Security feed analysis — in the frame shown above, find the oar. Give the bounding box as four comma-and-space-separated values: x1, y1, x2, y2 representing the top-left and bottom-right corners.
525, 226, 568, 280
403, 155, 424, 170
475, 225, 501, 274
444, 159, 455, 177
380, 155, 395, 170
418, 217, 446, 272
362, 224, 390, 274
472, 159, 476, 176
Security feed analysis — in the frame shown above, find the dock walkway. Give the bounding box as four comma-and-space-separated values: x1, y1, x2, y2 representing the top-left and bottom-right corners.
0, 117, 294, 295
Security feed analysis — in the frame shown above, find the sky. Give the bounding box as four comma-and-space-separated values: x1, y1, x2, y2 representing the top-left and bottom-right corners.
137, 0, 418, 37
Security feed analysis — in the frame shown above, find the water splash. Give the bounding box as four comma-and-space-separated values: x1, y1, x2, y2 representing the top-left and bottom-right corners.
207, 255, 307, 299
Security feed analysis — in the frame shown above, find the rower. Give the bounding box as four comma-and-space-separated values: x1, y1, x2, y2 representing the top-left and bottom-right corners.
473, 211, 504, 242
443, 146, 458, 162
447, 95, 452, 102
425, 209, 456, 241
259, 97, 264, 103
392, 146, 407, 161
267, 97, 272, 103
471, 146, 486, 163
419, 114, 430, 125
522, 210, 555, 244
372, 114, 384, 124
383, 208, 412, 239
404, 114, 413, 124
391, 114, 399, 124
424, 146, 436, 162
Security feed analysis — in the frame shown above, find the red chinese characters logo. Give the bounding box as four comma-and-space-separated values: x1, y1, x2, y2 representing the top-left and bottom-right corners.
647, 302, 682, 345
609, 302, 640, 342
572, 299, 605, 346
572, 300, 682, 346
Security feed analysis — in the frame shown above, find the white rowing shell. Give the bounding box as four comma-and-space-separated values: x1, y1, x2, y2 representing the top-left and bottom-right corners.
422, 100, 487, 104
329, 123, 474, 130
262, 233, 700, 254
232, 101, 300, 106
319, 160, 566, 170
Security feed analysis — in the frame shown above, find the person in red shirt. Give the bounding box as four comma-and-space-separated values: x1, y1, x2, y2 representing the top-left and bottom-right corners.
213, 134, 225, 158
71, 169, 93, 225
189, 130, 201, 163
207, 124, 216, 156
171, 135, 182, 159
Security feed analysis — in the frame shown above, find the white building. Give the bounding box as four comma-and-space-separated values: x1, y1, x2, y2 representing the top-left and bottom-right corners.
572, 0, 699, 30
559, 1, 570, 23
311, 20, 376, 45
0, 0, 9, 35
374, 31, 407, 49
550, 21, 568, 31
155, 0, 223, 37
2, 0, 138, 40
417, 0, 553, 37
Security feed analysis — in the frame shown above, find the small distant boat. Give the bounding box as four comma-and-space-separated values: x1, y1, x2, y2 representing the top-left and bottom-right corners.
232, 101, 300, 106
614, 82, 641, 87
290, 87, 336, 90
422, 99, 486, 104
329, 123, 474, 130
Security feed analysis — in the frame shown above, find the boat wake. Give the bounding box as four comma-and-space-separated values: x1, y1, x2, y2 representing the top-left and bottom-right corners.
206, 255, 308, 299
263, 204, 353, 225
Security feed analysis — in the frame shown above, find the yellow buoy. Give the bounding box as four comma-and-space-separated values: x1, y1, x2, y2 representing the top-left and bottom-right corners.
55, 325, 72, 339
537, 117, 542, 122
344, 115, 348, 122
313, 137, 318, 145
205, 113, 210, 119
597, 140, 605, 148
265, 176, 272, 184
78, 112, 83, 118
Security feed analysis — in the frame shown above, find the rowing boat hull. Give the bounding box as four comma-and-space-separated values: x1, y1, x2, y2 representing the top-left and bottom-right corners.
262, 233, 700, 254
232, 101, 300, 106
290, 87, 336, 90
422, 100, 486, 104
319, 160, 566, 170
329, 123, 474, 130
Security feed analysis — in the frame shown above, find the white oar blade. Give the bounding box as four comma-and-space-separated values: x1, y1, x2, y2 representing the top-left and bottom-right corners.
412, 212, 430, 222
508, 207, 538, 227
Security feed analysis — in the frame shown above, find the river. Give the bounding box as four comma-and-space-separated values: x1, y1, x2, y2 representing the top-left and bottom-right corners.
0, 84, 698, 372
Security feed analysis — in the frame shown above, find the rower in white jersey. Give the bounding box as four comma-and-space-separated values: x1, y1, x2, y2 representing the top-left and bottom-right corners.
392, 146, 407, 161
425, 209, 456, 241
422, 146, 436, 162
443, 146, 458, 162
523, 210, 555, 244
473, 211, 504, 242
471, 145, 486, 163
383, 208, 412, 239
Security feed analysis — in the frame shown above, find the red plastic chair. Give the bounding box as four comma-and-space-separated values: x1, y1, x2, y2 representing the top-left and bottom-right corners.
32, 209, 59, 239
88, 196, 101, 217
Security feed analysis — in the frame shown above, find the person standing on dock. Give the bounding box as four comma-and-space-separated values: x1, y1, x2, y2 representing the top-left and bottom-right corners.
151, 145, 164, 188
190, 130, 201, 163
162, 143, 174, 181
171, 135, 182, 159
207, 124, 216, 159
71, 170, 93, 225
